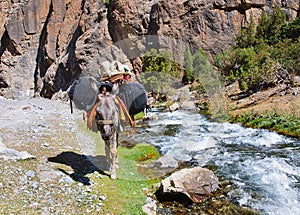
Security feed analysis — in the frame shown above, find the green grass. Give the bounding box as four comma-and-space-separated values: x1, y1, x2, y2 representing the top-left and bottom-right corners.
90, 144, 161, 214
77, 117, 161, 214
134, 112, 145, 120
229, 111, 300, 139
119, 143, 160, 162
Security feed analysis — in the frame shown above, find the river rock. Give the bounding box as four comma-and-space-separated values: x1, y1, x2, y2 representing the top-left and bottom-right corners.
26, 170, 36, 178
155, 167, 219, 205
154, 154, 178, 169
143, 113, 159, 121
168, 102, 181, 112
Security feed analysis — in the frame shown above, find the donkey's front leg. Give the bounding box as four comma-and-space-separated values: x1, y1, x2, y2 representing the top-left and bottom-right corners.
110, 134, 118, 180
104, 141, 111, 171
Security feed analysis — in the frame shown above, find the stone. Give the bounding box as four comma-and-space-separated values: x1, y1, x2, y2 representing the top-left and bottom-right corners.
143, 113, 159, 121
154, 154, 179, 169
292, 88, 298, 96
293, 76, 300, 87
26, 170, 36, 178
0, 1, 11, 37
0, 147, 36, 161
23, 0, 51, 34
45, 0, 66, 61
168, 102, 181, 112
155, 167, 220, 205
142, 196, 157, 215
226, 81, 242, 98
58, 176, 74, 184
5, 4, 26, 45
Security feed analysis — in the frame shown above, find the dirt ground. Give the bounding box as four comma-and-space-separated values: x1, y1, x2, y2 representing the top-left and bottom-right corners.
0, 97, 107, 214
226, 83, 300, 117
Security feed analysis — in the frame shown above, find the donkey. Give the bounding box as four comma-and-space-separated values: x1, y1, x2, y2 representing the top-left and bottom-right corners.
95, 90, 120, 179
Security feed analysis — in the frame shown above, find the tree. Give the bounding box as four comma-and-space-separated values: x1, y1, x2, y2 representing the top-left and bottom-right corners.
280, 16, 300, 42
236, 16, 257, 48
182, 47, 194, 84
256, 6, 286, 45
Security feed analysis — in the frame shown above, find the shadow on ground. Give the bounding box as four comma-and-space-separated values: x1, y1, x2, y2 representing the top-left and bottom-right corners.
48, 151, 110, 185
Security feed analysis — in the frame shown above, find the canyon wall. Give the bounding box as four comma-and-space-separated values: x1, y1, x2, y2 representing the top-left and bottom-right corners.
0, 0, 298, 99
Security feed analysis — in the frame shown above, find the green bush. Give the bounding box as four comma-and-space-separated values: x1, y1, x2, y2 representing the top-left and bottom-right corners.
215, 6, 300, 91
141, 49, 180, 93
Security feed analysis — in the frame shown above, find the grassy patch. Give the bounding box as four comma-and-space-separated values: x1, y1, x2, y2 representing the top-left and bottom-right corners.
77, 117, 161, 214
134, 112, 145, 121
119, 143, 160, 162
90, 144, 161, 214
229, 111, 300, 139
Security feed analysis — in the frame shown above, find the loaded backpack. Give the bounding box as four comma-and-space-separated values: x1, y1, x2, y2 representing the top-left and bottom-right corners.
68, 76, 148, 118
117, 81, 148, 116
68, 77, 100, 113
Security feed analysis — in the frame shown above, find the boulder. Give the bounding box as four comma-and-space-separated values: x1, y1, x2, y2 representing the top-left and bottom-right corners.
155, 167, 219, 205
168, 102, 181, 112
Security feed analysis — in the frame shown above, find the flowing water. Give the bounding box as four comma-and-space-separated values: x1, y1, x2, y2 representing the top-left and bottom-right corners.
129, 110, 300, 215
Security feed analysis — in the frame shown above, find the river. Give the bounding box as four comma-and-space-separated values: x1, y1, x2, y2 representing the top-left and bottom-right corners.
128, 110, 300, 215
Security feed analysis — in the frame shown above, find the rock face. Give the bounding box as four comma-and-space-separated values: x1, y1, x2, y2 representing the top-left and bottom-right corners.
155, 167, 220, 205
0, 0, 299, 99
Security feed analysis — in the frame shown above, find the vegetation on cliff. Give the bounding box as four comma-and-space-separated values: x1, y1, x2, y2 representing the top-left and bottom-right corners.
215, 6, 300, 92
214, 6, 300, 138
140, 6, 299, 138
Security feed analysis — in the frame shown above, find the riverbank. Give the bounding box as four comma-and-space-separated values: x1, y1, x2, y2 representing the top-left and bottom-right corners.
162, 81, 299, 139
225, 82, 300, 139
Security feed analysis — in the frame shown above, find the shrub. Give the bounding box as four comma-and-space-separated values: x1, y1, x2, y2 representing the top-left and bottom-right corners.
215, 5, 300, 91
141, 49, 180, 94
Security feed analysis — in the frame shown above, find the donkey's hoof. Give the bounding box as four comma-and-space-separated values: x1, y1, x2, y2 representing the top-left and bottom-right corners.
110, 173, 117, 180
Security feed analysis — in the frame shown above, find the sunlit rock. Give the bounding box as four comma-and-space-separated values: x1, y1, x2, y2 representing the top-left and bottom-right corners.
155, 167, 220, 205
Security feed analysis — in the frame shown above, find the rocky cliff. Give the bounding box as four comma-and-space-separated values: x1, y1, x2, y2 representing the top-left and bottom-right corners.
0, 0, 298, 99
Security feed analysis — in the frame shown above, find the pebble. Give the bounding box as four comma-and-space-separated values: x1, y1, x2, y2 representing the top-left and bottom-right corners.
58, 176, 74, 184
292, 88, 298, 96
99, 195, 107, 201
26, 170, 35, 178
30, 181, 39, 189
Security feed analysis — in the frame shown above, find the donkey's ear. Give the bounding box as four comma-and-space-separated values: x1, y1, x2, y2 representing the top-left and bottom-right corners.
111, 82, 119, 95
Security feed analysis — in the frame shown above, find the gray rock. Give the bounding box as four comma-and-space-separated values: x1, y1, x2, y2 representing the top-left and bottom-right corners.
26, 170, 36, 178
293, 76, 300, 86
30, 181, 39, 189
143, 113, 159, 121
0, 147, 35, 161
155, 167, 220, 205
154, 154, 178, 169
168, 102, 181, 112
142, 196, 157, 215
292, 88, 298, 96
58, 176, 74, 184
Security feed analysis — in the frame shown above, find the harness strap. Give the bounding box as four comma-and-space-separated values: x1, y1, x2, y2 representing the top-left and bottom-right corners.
96, 119, 114, 125
87, 101, 99, 130
114, 96, 135, 129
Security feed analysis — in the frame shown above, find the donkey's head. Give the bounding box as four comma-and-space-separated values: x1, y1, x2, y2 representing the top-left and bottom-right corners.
95, 93, 118, 141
